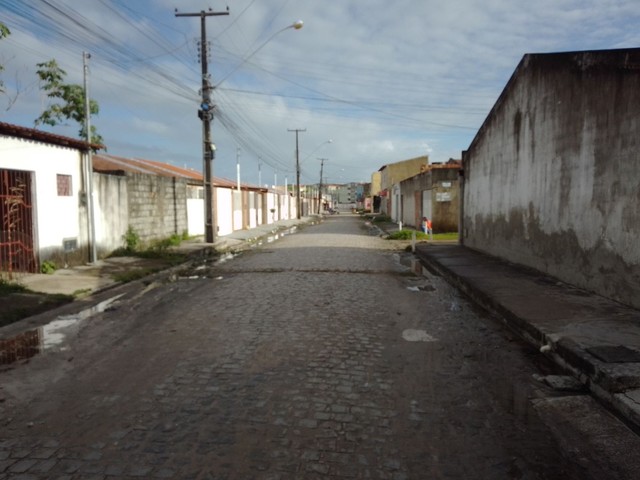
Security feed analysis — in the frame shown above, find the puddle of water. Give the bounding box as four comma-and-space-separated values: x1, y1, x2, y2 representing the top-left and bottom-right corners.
402, 329, 437, 342
406, 284, 436, 292
0, 294, 123, 366
267, 226, 298, 244
395, 254, 428, 277
216, 252, 236, 264
449, 300, 462, 312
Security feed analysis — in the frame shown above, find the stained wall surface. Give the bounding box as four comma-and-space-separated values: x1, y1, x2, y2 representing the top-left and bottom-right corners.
463, 49, 640, 309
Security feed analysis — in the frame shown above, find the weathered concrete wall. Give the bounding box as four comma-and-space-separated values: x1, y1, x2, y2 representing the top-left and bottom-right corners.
126, 173, 188, 244
399, 168, 460, 232
94, 172, 128, 254
463, 49, 640, 309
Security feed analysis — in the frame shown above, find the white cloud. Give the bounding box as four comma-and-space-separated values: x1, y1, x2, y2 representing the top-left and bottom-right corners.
1, 0, 639, 184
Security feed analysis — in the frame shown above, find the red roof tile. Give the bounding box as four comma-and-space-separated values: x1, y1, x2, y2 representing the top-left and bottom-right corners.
0, 121, 103, 151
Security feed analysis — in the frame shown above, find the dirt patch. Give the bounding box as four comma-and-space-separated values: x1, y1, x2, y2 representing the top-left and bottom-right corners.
0, 291, 73, 328
0, 254, 188, 328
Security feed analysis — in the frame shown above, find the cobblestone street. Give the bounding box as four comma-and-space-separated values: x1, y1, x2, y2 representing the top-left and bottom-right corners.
1, 215, 582, 479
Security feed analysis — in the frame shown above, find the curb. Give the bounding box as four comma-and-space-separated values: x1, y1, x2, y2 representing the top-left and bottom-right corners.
414, 247, 640, 432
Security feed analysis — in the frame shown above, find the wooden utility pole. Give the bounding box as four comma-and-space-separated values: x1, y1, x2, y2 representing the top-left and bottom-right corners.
287, 128, 306, 219
175, 8, 229, 243
317, 158, 327, 214
82, 51, 97, 263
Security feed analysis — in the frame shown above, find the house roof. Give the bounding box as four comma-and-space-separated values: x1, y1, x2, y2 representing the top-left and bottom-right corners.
93, 153, 266, 190
93, 153, 202, 180
0, 121, 267, 191
0, 121, 103, 151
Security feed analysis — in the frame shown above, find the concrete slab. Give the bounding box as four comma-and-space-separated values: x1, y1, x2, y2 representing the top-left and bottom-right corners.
19, 273, 113, 296
414, 243, 640, 430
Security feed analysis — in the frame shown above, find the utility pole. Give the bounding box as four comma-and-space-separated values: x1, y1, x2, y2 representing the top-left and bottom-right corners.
82, 51, 97, 264
287, 128, 306, 219
236, 146, 241, 191
176, 7, 229, 243
258, 157, 262, 188
317, 158, 327, 214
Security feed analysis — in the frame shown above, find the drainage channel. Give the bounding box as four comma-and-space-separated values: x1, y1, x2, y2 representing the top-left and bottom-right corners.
0, 294, 124, 366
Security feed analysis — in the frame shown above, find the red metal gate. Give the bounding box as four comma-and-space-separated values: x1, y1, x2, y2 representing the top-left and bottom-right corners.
0, 169, 37, 278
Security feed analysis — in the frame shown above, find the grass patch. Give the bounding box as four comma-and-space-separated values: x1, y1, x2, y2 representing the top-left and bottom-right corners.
386, 230, 459, 241
432, 232, 459, 241
109, 246, 188, 266
112, 268, 160, 284
371, 214, 392, 223
387, 229, 429, 240
72, 288, 92, 298
0, 280, 29, 295
134, 250, 187, 263
0, 288, 74, 327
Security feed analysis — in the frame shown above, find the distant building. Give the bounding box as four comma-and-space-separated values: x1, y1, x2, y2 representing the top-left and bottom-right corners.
373, 155, 429, 215
397, 160, 461, 232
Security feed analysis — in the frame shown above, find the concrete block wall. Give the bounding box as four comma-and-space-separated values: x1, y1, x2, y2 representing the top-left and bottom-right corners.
125, 173, 188, 244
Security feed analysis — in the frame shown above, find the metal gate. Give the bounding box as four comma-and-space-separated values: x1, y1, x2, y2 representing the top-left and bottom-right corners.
0, 169, 37, 278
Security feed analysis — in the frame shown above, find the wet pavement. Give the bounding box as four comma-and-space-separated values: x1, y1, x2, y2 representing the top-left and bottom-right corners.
0, 214, 602, 479
15, 218, 314, 298
1, 215, 640, 478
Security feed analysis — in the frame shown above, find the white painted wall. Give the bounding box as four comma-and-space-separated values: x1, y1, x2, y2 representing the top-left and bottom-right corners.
249, 192, 258, 229
187, 198, 204, 236
93, 173, 128, 253
232, 190, 242, 230
216, 188, 233, 236
0, 135, 84, 257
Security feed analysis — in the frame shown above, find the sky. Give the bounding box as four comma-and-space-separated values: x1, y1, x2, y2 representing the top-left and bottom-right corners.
1, 0, 639, 187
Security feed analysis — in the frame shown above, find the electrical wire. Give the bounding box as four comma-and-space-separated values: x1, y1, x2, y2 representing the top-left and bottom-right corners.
1, 0, 491, 177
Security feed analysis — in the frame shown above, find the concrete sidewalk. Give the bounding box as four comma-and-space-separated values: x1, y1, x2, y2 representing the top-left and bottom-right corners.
17, 216, 319, 297
414, 243, 640, 430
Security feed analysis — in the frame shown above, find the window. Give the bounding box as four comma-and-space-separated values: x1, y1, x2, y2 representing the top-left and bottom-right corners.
187, 185, 203, 199
57, 174, 72, 196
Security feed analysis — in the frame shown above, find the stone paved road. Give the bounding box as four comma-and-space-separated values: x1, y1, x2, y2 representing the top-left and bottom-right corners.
0, 215, 584, 479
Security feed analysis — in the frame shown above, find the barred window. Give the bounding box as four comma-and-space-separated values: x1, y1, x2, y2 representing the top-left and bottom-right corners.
57, 174, 72, 196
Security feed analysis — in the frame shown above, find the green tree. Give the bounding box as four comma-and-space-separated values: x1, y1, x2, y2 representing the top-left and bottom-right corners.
34, 59, 104, 145
0, 22, 10, 94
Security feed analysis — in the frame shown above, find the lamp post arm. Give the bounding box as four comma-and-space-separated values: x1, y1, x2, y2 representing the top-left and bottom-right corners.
215, 20, 303, 88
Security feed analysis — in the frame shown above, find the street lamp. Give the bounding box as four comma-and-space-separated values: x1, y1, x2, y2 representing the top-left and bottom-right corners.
180, 16, 301, 242
302, 139, 332, 163
215, 20, 304, 88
